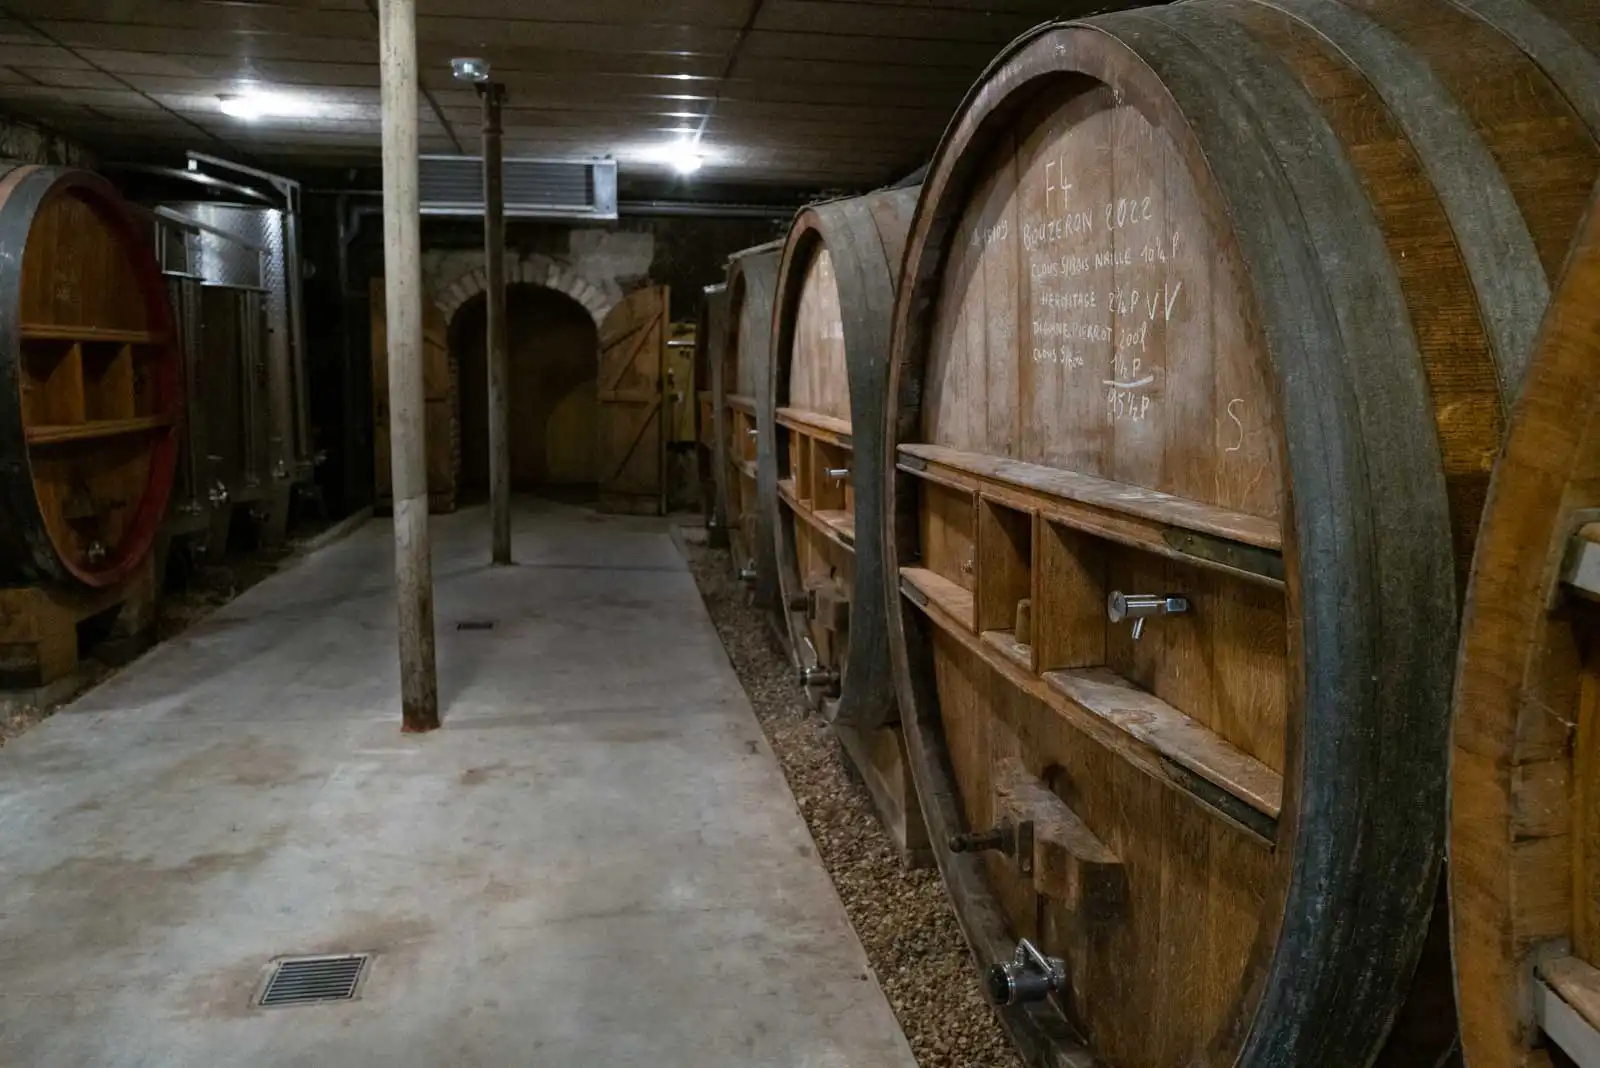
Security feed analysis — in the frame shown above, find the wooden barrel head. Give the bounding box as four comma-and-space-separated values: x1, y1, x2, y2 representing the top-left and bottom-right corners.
722, 243, 782, 612
0, 166, 180, 588
776, 237, 855, 695
883, 5, 1600, 1066
1452, 191, 1600, 1068
771, 187, 918, 729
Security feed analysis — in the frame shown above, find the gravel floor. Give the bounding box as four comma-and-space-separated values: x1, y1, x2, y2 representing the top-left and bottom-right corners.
683, 538, 1023, 1068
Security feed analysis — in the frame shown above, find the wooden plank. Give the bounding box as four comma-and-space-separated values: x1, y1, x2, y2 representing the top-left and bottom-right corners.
1545, 957, 1600, 1033
982, 629, 1032, 671
20, 323, 164, 345
901, 441, 1281, 550
1046, 667, 1282, 820
780, 479, 855, 553
902, 449, 1282, 586
26, 413, 173, 445
775, 405, 853, 446
725, 392, 756, 416
814, 508, 854, 544
899, 565, 974, 631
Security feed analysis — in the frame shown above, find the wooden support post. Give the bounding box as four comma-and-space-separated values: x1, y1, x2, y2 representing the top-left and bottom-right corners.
482, 81, 511, 565
378, 0, 439, 733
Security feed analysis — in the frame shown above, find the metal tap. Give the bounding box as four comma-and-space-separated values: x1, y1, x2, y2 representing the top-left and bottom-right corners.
986, 939, 1068, 1006
1107, 591, 1189, 640
824, 467, 850, 481
948, 824, 1014, 856
798, 664, 839, 690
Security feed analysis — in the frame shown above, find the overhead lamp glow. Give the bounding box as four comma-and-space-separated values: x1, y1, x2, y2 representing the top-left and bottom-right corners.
667, 143, 704, 175
217, 90, 303, 121
451, 57, 491, 83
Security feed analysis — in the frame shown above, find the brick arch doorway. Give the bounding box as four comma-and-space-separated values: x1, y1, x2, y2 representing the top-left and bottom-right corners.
451, 283, 600, 502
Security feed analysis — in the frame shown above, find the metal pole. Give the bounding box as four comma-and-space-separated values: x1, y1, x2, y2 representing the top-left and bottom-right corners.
378, 0, 439, 733
482, 81, 511, 564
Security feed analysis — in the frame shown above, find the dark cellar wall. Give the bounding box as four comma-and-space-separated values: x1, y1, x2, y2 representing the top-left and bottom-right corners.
0, 111, 92, 166
301, 200, 786, 517
423, 213, 785, 319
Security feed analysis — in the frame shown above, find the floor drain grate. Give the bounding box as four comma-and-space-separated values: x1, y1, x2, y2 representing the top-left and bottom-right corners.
456, 620, 496, 631
256, 954, 371, 1009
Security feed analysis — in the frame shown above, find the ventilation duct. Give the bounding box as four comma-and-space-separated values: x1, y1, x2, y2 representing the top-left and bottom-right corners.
418, 156, 618, 220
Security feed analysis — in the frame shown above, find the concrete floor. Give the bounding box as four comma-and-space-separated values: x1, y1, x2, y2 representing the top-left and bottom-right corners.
0, 501, 917, 1068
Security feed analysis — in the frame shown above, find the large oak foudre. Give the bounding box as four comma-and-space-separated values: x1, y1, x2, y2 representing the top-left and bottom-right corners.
0, 164, 181, 588
881, 4, 1600, 1066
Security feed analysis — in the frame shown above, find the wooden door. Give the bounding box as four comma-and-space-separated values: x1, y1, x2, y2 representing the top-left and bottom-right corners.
371, 278, 457, 513
596, 285, 667, 515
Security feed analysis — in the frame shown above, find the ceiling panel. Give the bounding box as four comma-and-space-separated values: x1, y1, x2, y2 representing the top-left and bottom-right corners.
754, 0, 1040, 41
0, 0, 1091, 198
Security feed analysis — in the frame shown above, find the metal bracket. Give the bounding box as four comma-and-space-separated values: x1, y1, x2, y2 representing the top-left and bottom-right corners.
1537, 977, 1600, 1068
1558, 509, 1600, 605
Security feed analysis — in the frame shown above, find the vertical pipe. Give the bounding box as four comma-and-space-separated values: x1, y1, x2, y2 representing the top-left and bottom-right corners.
378, 0, 439, 732
483, 81, 511, 564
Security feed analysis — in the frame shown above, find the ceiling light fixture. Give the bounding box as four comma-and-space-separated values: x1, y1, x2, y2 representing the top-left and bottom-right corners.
450, 57, 491, 83
667, 141, 704, 175
217, 90, 303, 121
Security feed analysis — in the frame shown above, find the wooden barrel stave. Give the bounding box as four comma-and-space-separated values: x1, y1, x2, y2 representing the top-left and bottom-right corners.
1451, 190, 1600, 1068
722, 243, 782, 612
0, 164, 179, 588
883, 4, 1600, 1066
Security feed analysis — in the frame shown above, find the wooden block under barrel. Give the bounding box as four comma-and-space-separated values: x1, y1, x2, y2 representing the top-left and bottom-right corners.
993, 757, 1124, 917
808, 579, 850, 634
0, 554, 158, 690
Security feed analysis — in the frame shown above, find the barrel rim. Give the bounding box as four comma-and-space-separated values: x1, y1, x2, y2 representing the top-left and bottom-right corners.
882, 14, 1455, 1067
770, 214, 838, 709
1448, 185, 1600, 1068
769, 188, 919, 730
0, 164, 181, 588
721, 245, 785, 624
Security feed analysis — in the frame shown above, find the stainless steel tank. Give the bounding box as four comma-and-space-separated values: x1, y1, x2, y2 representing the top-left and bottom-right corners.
174, 202, 309, 488
150, 207, 275, 552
